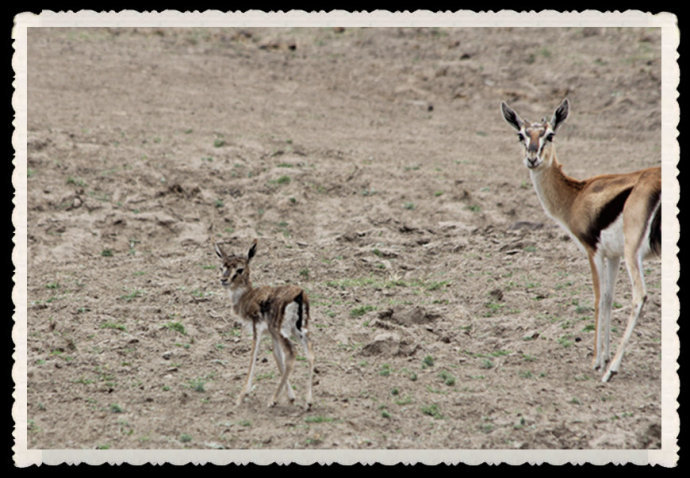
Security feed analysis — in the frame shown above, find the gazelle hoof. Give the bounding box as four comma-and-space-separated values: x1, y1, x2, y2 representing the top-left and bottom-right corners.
305, 402, 312, 411
601, 369, 617, 383
592, 357, 609, 371
268, 400, 277, 408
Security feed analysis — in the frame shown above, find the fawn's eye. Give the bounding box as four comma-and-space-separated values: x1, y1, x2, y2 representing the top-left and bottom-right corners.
235, 268, 244, 276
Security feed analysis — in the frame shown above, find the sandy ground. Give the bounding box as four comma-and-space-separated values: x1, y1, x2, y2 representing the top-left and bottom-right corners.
24, 26, 663, 450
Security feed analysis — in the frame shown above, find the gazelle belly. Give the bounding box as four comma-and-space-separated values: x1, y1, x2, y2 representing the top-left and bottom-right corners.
598, 214, 625, 258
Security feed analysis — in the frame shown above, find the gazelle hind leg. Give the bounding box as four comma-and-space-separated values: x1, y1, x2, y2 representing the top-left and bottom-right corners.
269, 334, 295, 408
602, 251, 647, 382
271, 335, 295, 403
602, 193, 657, 382
299, 330, 315, 410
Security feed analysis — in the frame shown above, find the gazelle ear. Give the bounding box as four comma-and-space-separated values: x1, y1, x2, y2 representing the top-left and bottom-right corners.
247, 239, 258, 262
214, 242, 225, 259
550, 98, 570, 132
501, 101, 524, 132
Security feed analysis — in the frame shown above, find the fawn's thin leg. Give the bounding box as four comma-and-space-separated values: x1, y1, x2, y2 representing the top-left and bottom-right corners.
271, 335, 296, 402
269, 334, 295, 407
300, 331, 315, 410
237, 323, 264, 406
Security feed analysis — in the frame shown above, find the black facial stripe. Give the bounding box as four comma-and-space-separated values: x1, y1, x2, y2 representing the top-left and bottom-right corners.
581, 187, 632, 249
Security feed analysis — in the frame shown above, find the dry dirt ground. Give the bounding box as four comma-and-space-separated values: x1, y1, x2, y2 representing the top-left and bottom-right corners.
24, 27, 663, 451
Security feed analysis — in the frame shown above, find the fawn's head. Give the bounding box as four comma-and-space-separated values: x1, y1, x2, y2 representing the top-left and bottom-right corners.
501, 98, 569, 170
214, 239, 257, 289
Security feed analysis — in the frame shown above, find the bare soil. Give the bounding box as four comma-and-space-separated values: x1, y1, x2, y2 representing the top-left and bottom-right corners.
25, 26, 662, 450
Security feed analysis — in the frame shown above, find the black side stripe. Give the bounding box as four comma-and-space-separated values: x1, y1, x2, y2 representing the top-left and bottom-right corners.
648, 190, 661, 256
295, 291, 303, 331
260, 298, 273, 317
581, 187, 633, 250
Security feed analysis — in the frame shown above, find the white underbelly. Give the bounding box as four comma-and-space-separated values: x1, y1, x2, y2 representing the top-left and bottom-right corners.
598, 215, 625, 258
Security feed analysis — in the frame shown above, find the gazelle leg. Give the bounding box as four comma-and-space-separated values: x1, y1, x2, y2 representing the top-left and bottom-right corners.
588, 253, 605, 370
299, 331, 315, 410
269, 334, 295, 408
237, 324, 264, 406
602, 250, 647, 382
271, 335, 295, 403
601, 256, 621, 366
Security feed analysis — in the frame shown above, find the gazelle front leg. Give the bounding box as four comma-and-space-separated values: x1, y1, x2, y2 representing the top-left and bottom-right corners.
591, 253, 620, 370
236, 323, 264, 407
601, 255, 621, 366
588, 253, 605, 370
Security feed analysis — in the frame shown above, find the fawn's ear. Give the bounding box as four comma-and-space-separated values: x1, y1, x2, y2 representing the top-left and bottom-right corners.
501, 101, 524, 132
214, 242, 225, 259
247, 239, 258, 262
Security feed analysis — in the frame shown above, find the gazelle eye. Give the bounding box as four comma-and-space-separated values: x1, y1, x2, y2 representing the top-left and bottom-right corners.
545, 133, 555, 142
517, 133, 526, 142
235, 268, 244, 276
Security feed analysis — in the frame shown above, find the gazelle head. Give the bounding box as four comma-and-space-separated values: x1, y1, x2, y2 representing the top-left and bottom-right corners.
501, 98, 569, 170
214, 239, 257, 289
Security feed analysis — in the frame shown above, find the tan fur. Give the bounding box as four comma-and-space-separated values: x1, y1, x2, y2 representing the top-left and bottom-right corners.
214, 240, 315, 409
501, 99, 661, 382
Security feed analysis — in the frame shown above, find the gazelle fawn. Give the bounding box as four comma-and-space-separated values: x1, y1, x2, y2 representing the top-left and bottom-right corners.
214, 239, 315, 409
501, 98, 661, 382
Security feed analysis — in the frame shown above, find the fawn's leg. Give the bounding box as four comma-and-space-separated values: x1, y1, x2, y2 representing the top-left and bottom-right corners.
299, 331, 315, 410
271, 335, 295, 403
269, 334, 295, 408
237, 323, 264, 406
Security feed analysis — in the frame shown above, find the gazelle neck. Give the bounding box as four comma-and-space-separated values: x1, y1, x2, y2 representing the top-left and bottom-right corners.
228, 284, 251, 308
528, 147, 583, 225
